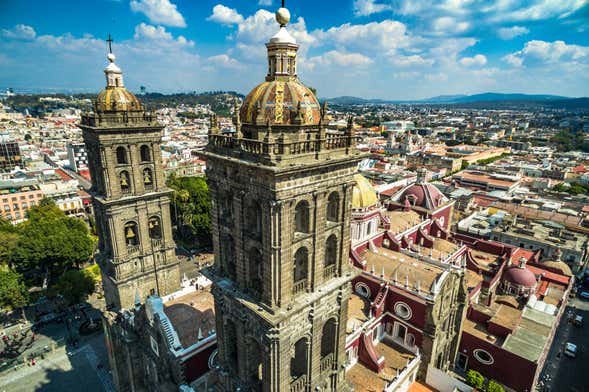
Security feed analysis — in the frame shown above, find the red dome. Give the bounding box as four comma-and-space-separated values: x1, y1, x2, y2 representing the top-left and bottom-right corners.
503, 266, 537, 287
400, 183, 448, 210
404, 185, 426, 206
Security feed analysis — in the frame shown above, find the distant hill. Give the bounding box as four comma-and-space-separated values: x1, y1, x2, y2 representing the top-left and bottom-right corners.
326, 92, 571, 105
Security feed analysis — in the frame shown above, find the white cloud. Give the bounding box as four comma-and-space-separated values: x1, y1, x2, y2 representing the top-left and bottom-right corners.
501, 0, 587, 21
459, 54, 487, 66
258, 0, 273, 5
207, 4, 244, 26
431, 17, 470, 35
503, 40, 589, 67
236, 9, 315, 47
207, 54, 243, 69
130, 0, 186, 28
353, 0, 392, 17
390, 55, 434, 67
497, 26, 530, 40
309, 50, 373, 67
133, 23, 194, 47
2, 24, 36, 41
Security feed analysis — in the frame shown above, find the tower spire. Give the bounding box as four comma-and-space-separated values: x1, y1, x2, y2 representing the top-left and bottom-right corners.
266, 3, 298, 81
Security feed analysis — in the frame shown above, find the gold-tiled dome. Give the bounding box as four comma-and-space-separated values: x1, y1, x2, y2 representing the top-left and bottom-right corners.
352, 174, 379, 209
241, 79, 320, 126
95, 87, 143, 112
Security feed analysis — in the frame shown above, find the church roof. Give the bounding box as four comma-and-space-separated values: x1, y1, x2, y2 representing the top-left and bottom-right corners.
352, 174, 379, 209
94, 52, 143, 113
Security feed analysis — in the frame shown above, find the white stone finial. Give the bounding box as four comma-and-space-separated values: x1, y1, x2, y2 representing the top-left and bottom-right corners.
107, 53, 116, 63
276, 7, 291, 27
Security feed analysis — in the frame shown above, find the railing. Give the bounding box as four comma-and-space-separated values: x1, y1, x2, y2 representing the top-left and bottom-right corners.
323, 264, 336, 280
121, 187, 131, 195
320, 353, 334, 372
208, 133, 355, 158
127, 244, 140, 254
151, 238, 162, 248
383, 350, 421, 392
293, 279, 307, 295
290, 375, 307, 392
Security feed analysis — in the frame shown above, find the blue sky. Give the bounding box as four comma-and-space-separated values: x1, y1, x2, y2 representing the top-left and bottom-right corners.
1, 0, 588, 99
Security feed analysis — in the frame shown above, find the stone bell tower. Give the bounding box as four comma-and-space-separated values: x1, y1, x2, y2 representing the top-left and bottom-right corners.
79, 47, 180, 312
203, 5, 363, 391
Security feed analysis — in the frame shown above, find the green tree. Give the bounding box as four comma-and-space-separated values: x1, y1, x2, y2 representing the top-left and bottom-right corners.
24, 134, 32, 142
461, 160, 470, 170
168, 175, 211, 247
466, 370, 485, 390
55, 269, 95, 304
11, 199, 94, 281
486, 380, 505, 392
83, 264, 102, 284
0, 267, 29, 311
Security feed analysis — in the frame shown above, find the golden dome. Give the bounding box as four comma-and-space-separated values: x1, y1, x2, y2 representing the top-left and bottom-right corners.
95, 87, 143, 112
352, 174, 379, 209
541, 261, 573, 276
240, 79, 320, 126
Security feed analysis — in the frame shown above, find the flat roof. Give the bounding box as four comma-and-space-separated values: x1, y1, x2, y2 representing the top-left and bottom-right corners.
163, 288, 215, 348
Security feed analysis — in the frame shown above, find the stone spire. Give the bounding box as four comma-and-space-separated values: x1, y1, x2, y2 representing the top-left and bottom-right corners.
265, 4, 299, 81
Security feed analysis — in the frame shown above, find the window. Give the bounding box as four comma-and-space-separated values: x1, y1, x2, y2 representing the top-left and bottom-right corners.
294, 200, 310, 234
150, 336, 159, 357
321, 319, 337, 359
473, 349, 494, 365
140, 145, 151, 162
325, 235, 337, 266
143, 168, 153, 188
394, 323, 407, 342
28, 194, 34, 199
116, 146, 128, 164
148, 216, 161, 239
291, 338, 308, 379
248, 248, 263, 296
394, 302, 412, 320
3, 205, 9, 212
456, 353, 468, 370
354, 282, 371, 298
326, 192, 339, 222
124, 221, 139, 246
120, 171, 131, 193
21, 202, 27, 209
246, 200, 262, 238
293, 247, 308, 285
208, 350, 218, 370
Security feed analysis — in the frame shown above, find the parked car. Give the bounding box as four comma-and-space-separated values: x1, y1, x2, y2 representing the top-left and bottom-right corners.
579, 291, 589, 300
573, 315, 583, 326
564, 342, 577, 358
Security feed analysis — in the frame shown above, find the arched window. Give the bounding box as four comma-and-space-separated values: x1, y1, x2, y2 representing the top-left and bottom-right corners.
224, 320, 239, 373
124, 221, 139, 246
325, 235, 337, 266
120, 171, 131, 194
249, 248, 263, 297
326, 192, 339, 222
293, 247, 308, 294
143, 168, 153, 188
221, 235, 236, 280
321, 319, 337, 359
140, 145, 151, 162
291, 337, 308, 379
247, 338, 263, 386
148, 216, 161, 239
295, 200, 310, 234
116, 146, 128, 164
220, 192, 233, 225
246, 200, 262, 238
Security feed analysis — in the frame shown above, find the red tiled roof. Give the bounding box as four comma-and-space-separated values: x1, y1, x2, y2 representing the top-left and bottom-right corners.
527, 264, 570, 286
54, 169, 73, 181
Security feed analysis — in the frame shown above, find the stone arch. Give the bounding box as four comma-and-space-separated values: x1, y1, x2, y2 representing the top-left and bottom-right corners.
294, 200, 310, 234
246, 199, 262, 238
248, 247, 263, 296
143, 167, 153, 188
320, 317, 338, 359
119, 170, 131, 194
326, 191, 340, 222
325, 234, 337, 266
116, 146, 128, 164
221, 234, 236, 280
290, 337, 308, 379
224, 319, 239, 374
140, 144, 151, 162
293, 247, 309, 286
148, 216, 161, 239
124, 221, 139, 246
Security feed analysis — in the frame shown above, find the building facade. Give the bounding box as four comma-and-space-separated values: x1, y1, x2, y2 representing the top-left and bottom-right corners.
203, 6, 364, 391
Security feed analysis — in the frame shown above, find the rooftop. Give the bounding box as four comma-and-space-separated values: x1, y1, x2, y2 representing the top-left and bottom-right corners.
163, 287, 215, 348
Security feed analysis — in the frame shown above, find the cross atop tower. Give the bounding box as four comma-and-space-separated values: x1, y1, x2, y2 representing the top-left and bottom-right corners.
282, 0, 285, 7
106, 34, 113, 54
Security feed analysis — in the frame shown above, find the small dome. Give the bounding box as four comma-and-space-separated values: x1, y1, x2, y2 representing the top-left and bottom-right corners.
240, 80, 320, 126
398, 183, 448, 210
503, 265, 537, 288
352, 174, 379, 209
541, 261, 572, 276
95, 87, 143, 112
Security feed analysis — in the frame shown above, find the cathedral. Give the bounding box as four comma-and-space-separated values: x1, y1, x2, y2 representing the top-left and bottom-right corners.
79, 3, 572, 392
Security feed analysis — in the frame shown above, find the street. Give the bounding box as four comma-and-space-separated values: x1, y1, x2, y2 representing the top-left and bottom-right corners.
538, 296, 589, 392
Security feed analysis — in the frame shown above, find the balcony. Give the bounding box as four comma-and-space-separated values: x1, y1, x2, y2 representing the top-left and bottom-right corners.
151, 238, 162, 248
323, 264, 336, 280
293, 279, 307, 295
127, 245, 140, 254
320, 353, 334, 373
290, 375, 307, 392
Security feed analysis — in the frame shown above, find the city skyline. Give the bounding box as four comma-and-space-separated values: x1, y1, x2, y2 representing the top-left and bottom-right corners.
1, 0, 588, 99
